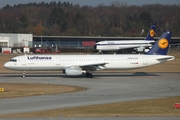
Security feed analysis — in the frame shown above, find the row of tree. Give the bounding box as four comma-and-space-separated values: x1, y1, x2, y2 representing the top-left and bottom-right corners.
0, 1, 180, 37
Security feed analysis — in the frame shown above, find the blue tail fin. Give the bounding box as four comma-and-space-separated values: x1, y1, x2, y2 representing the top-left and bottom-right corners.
147, 31, 172, 55
145, 23, 156, 40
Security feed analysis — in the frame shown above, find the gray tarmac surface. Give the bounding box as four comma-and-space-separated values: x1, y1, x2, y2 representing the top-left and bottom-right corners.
0, 117, 180, 120
0, 72, 180, 120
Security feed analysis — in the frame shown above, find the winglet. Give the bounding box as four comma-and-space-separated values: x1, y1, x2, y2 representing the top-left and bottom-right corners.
146, 31, 172, 55
145, 23, 156, 40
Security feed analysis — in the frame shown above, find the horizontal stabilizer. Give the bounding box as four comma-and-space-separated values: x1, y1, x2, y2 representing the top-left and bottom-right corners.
156, 56, 175, 62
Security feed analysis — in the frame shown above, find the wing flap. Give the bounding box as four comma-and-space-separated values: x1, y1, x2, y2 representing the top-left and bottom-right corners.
79, 62, 108, 71
79, 62, 107, 67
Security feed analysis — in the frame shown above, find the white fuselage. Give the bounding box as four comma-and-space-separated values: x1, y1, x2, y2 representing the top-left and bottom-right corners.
95, 40, 155, 51
4, 54, 174, 71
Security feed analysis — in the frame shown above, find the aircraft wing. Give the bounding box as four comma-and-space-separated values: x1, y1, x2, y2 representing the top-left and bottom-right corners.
80, 62, 108, 71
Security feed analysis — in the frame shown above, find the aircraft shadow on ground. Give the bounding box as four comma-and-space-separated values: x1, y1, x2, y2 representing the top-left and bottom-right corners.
93, 72, 158, 77
2, 72, 158, 78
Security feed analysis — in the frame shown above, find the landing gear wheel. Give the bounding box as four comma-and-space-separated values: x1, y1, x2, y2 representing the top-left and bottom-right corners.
22, 70, 26, 78
86, 72, 93, 78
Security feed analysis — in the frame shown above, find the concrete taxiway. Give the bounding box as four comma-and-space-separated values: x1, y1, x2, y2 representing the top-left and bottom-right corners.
0, 72, 180, 119
1, 117, 180, 120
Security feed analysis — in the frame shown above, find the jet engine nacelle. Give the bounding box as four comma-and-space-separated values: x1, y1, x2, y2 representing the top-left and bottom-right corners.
63, 67, 85, 76
135, 46, 145, 52
144, 49, 150, 53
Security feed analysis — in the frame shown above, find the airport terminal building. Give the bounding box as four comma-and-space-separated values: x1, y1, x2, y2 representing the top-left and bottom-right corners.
0, 33, 179, 53
0, 33, 33, 48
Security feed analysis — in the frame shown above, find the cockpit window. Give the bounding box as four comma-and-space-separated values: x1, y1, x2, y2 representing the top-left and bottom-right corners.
9, 59, 17, 62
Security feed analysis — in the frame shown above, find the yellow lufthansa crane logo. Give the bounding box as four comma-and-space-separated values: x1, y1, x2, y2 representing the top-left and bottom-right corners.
150, 29, 155, 37
158, 38, 169, 49
0, 88, 4, 92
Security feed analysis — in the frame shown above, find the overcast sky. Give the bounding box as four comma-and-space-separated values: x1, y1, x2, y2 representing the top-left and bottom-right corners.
0, 0, 179, 8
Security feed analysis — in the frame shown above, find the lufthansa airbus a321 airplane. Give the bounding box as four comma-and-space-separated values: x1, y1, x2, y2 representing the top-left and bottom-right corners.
4, 31, 174, 78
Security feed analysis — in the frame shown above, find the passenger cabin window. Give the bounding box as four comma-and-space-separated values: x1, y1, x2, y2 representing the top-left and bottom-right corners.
9, 59, 17, 62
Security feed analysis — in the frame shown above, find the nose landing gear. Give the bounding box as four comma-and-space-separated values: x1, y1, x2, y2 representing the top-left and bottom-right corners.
22, 70, 26, 78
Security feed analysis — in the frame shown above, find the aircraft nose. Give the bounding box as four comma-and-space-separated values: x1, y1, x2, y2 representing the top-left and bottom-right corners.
4, 62, 10, 69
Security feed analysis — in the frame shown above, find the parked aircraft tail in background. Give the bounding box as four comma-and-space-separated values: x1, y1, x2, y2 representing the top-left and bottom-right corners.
145, 23, 156, 40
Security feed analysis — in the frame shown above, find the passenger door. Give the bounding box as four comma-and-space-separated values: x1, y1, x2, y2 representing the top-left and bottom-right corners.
56, 57, 60, 66
143, 56, 148, 65
21, 56, 26, 66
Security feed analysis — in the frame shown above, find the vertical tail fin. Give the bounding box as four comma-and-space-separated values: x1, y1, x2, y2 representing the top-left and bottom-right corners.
145, 23, 156, 40
146, 31, 172, 55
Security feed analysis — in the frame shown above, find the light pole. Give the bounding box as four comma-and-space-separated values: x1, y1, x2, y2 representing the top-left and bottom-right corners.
41, 36, 42, 48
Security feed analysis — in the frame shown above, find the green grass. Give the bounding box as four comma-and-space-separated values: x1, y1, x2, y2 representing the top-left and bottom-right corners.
1, 96, 180, 117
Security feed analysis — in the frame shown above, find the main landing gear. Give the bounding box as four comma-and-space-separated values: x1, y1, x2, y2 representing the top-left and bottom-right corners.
85, 72, 93, 78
